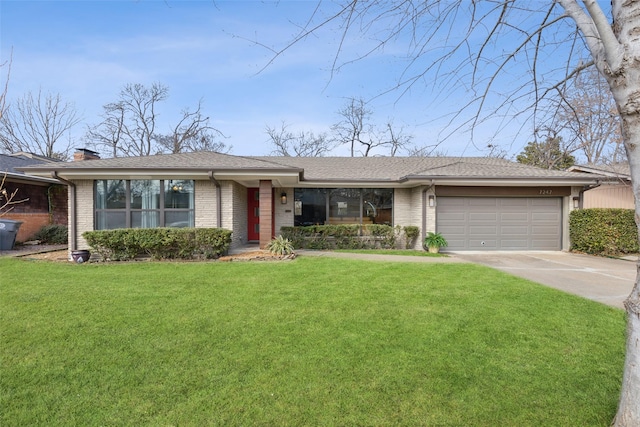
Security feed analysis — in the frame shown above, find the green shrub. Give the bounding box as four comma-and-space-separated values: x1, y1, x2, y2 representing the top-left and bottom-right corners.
280, 224, 419, 250
83, 228, 232, 261
33, 224, 68, 244
570, 208, 638, 255
403, 225, 420, 249
363, 224, 397, 249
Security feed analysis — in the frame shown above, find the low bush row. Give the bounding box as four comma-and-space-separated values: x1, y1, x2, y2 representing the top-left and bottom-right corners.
570, 208, 638, 255
280, 224, 420, 250
83, 228, 232, 261
33, 224, 68, 244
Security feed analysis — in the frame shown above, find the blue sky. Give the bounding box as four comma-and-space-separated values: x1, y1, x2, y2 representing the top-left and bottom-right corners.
0, 1, 592, 158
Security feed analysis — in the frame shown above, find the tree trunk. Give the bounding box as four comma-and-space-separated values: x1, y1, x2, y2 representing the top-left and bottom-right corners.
612, 120, 640, 425
613, 284, 640, 425
611, 100, 640, 426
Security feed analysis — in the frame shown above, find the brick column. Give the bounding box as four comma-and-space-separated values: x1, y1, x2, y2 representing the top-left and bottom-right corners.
259, 180, 273, 249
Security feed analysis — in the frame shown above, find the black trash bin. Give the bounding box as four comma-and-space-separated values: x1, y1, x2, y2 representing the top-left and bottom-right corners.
0, 219, 23, 250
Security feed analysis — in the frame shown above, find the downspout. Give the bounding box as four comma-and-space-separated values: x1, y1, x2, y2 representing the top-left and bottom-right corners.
52, 172, 76, 251
579, 180, 601, 209
208, 171, 222, 228
422, 180, 435, 247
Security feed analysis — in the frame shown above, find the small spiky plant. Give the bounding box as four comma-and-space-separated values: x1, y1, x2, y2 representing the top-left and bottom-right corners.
266, 235, 295, 255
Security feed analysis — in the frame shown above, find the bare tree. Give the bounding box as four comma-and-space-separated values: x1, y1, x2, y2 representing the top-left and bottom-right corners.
87, 83, 226, 157
332, 97, 413, 156
0, 49, 11, 122
86, 101, 126, 158
406, 144, 446, 157
0, 88, 80, 160
552, 66, 623, 164
265, 1, 640, 423
155, 101, 229, 154
385, 121, 413, 156
332, 97, 369, 157
91, 82, 167, 157
266, 121, 334, 156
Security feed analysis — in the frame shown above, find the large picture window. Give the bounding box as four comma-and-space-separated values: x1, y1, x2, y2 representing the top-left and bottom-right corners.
95, 179, 194, 230
294, 188, 393, 226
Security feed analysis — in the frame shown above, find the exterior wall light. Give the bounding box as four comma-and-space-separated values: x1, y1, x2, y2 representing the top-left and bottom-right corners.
428, 194, 435, 207
573, 196, 580, 209
281, 192, 288, 204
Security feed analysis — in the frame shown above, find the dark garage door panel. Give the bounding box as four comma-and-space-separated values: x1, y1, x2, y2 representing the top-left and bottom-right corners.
437, 197, 562, 251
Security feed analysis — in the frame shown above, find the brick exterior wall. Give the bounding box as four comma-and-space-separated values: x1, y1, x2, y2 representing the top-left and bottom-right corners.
195, 179, 250, 249
258, 180, 273, 249
194, 180, 217, 228
229, 182, 248, 248
392, 186, 431, 250
274, 187, 294, 236
2, 213, 50, 242
75, 180, 94, 250
1, 181, 68, 242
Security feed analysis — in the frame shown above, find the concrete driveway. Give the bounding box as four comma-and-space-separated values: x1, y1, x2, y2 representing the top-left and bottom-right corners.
452, 251, 636, 309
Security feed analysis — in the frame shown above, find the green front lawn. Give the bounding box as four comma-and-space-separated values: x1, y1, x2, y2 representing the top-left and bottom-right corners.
0, 256, 625, 426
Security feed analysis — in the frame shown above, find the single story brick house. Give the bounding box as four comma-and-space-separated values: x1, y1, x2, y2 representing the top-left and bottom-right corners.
1, 152, 68, 242
20, 149, 601, 252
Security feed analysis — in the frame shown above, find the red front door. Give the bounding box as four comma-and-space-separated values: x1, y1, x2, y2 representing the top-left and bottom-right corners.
247, 188, 260, 241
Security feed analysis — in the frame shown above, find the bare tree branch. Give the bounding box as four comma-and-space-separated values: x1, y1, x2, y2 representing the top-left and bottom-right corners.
0, 88, 81, 160
266, 121, 334, 157
86, 83, 227, 157
0, 173, 28, 217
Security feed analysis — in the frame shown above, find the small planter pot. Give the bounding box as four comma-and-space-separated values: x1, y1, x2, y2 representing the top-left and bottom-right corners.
427, 246, 440, 254
71, 250, 91, 263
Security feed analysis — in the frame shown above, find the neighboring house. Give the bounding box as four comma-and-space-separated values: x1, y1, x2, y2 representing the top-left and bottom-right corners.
567, 164, 634, 209
20, 150, 602, 252
0, 152, 68, 242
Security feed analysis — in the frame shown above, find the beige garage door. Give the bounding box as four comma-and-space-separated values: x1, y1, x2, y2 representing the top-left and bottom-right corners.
436, 197, 562, 251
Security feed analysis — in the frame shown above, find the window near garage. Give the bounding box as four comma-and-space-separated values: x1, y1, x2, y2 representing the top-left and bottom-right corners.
94, 179, 194, 230
294, 188, 393, 226
363, 189, 393, 225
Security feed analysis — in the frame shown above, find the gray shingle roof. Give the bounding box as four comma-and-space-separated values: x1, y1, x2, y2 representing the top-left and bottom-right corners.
19, 151, 301, 172
0, 153, 58, 174
1, 153, 62, 184
568, 163, 630, 180
19, 151, 597, 182
253, 156, 594, 180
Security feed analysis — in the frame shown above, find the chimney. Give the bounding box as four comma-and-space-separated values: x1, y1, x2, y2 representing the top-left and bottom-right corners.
73, 148, 100, 161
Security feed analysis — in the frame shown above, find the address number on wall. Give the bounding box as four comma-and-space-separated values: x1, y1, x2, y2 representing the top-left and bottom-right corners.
539, 189, 553, 195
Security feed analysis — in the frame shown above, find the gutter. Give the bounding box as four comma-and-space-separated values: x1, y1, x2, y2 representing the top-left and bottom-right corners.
51, 172, 77, 251
208, 171, 222, 228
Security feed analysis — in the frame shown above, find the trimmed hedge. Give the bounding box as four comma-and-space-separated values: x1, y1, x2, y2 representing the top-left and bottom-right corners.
280, 224, 420, 250
83, 228, 232, 261
570, 208, 638, 255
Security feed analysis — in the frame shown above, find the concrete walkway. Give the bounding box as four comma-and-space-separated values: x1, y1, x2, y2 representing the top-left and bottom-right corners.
299, 250, 636, 309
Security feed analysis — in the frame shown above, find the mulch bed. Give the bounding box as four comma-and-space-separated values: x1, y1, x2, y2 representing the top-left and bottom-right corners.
7, 247, 296, 263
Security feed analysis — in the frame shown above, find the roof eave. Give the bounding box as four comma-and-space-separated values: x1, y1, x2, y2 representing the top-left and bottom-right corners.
1, 171, 61, 185
424, 177, 601, 186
